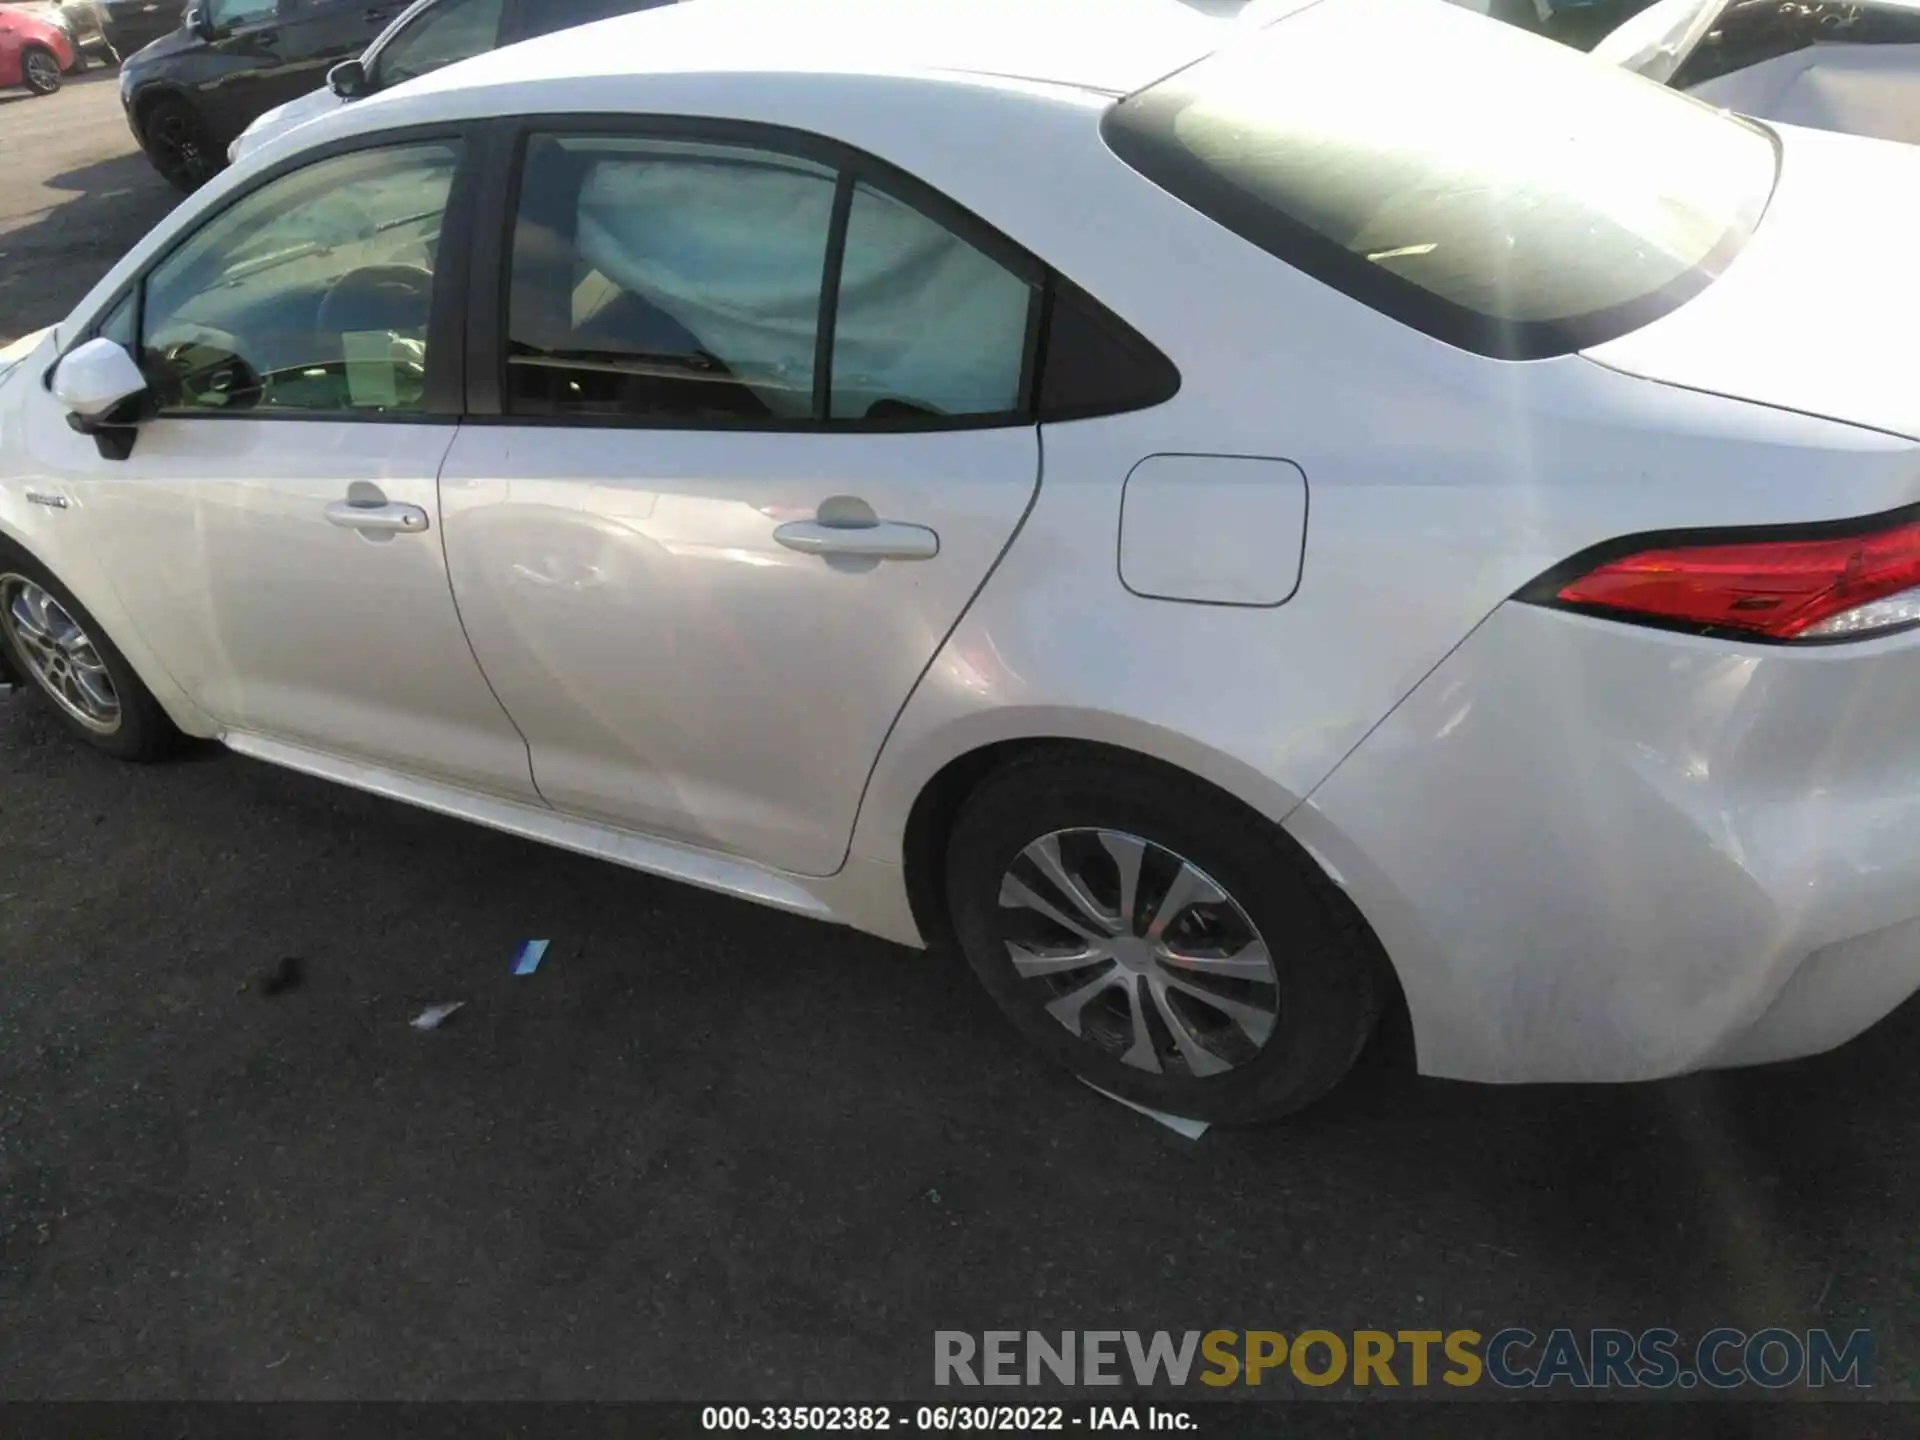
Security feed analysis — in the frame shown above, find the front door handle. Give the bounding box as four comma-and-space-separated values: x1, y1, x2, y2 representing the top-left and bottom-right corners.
325, 499, 429, 534
255, 27, 279, 45
773, 519, 939, 562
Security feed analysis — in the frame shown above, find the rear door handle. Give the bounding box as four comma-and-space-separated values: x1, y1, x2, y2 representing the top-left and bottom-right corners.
364, 7, 391, 24
325, 499, 430, 534
773, 519, 939, 562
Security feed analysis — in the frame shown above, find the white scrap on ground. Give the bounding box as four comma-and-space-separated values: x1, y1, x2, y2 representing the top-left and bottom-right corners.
1081, 1081, 1211, 1140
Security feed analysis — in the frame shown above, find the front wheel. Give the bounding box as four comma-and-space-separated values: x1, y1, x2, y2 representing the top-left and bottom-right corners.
0, 550, 180, 761
141, 97, 221, 193
22, 46, 63, 95
945, 752, 1387, 1125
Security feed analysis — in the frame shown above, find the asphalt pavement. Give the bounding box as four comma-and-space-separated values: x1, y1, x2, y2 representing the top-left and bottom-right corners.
0, 71, 178, 348
4, 69, 1920, 1418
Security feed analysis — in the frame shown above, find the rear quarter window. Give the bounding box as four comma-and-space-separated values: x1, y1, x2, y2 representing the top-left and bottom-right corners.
1103, 0, 1779, 359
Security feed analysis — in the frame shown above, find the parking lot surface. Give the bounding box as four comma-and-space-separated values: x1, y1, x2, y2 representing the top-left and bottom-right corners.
4, 69, 1920, 1413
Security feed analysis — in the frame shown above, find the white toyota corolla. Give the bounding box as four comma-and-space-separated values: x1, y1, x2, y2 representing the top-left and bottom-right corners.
5, 0, 1920, 1123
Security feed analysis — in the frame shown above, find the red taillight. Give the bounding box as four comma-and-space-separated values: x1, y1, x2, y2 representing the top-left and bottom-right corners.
1551, 519, 1920, 641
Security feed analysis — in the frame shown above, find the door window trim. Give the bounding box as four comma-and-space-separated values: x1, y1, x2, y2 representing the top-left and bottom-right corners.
462, 112, 1050, 434
64, 121, 482, 425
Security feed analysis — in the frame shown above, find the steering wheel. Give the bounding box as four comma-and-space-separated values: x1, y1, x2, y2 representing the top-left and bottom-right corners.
315, 265, 436, 408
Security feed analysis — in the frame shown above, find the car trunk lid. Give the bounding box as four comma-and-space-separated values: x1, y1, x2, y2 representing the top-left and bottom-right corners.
1583, 121, 1920, 442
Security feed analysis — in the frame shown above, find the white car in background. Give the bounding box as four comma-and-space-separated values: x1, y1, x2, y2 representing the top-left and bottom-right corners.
12, 0, 1920, 1124
230, 0, 682, 164
1594, 0, 1920, 143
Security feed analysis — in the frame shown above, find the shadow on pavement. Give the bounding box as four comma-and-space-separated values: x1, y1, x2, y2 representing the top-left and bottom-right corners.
0, 145, 178, 345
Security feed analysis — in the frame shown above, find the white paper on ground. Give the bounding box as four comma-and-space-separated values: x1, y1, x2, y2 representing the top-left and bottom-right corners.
410, 1001, 465, 1031
1080, 1080, 1210, 1140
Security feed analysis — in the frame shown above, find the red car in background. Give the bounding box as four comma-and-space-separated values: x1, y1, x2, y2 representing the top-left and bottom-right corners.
0, 3, 75, 93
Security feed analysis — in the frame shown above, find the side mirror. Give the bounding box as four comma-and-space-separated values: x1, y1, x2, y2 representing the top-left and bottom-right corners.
186, 4, 215, 41
52, 338, 150, 461
54, 338, 148, 420
328, 59, 369, 100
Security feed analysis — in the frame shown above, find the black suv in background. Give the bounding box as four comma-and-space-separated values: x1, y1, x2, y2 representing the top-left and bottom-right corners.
100, 0, 188, 57
120, 0, 673, 191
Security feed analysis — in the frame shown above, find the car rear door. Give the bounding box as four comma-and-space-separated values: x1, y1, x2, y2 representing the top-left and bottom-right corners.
437, 120, 1043, 876
102, 0, 187, 56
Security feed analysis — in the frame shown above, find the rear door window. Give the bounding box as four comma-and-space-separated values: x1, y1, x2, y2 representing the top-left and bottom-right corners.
506, 135, 836, 423
501, 129, 1042, 427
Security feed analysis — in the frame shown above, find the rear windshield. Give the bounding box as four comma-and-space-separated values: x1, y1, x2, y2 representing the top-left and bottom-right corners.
1103, 0, 1779, 359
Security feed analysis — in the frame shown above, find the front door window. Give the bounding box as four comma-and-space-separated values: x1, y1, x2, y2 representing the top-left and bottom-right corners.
139, 140, 461, 416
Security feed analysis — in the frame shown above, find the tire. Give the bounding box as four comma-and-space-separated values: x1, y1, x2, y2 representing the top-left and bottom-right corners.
945, 750, 1386, 1125
21, 46, 63, 95
141, 96, 221, 193
0, 545, 180, 762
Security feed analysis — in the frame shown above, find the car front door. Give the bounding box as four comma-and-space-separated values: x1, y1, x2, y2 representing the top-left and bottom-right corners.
438, 124, 1043, 875
48, 132, 539, 801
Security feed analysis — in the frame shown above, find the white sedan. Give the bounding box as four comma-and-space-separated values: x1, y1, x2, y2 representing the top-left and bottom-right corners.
229, 0, 686, 166
1593, 0, 1920, 145
6, 0, 1920, 1123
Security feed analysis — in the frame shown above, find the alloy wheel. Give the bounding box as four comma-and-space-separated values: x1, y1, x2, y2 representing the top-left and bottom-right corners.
995, 828, 1279, 1078
24, 49, 61, 92
148, 109, 213, 189
1, 575, 121, 735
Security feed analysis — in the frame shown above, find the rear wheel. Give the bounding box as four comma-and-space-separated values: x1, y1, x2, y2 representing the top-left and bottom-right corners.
22, 46, 62, 95
0, 549, 179, 762
142, 97, 220, 193
945, 751, 1386, 1125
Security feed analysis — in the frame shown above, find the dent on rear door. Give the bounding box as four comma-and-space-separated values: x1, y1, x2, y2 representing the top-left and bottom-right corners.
438, 425, 1041, 877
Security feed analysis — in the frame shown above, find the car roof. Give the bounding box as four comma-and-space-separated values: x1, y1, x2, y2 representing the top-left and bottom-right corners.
408, 0, 1230, 104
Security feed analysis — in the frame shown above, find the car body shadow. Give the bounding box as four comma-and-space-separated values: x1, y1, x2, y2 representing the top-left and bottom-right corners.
0, 150, 179, 344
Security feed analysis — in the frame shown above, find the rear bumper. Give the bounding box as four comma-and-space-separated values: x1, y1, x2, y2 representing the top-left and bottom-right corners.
1292, 601, 1920, 1084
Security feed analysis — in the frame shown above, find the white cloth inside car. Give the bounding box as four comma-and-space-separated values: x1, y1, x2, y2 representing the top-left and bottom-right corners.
574, 156, 1030, 418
